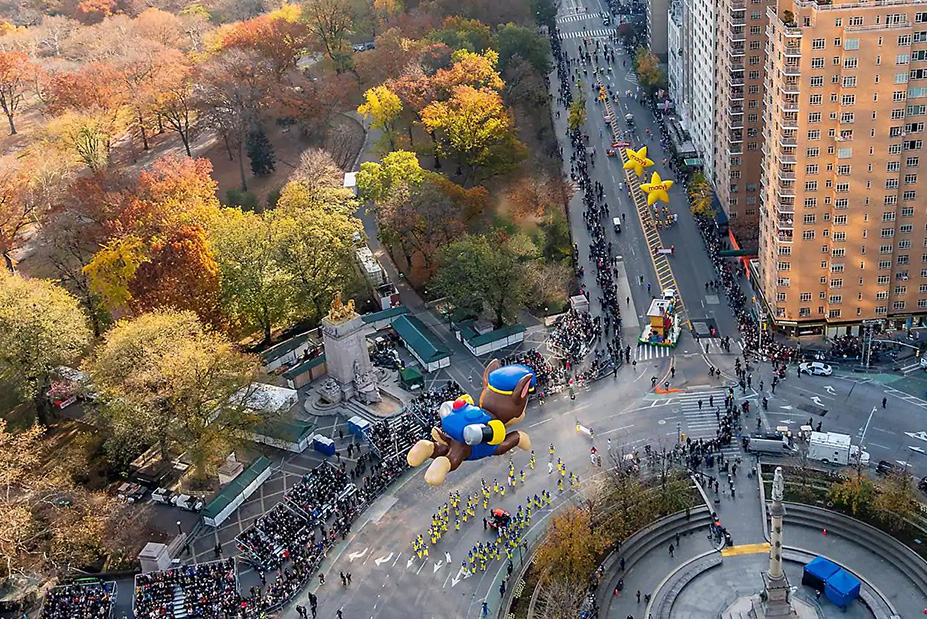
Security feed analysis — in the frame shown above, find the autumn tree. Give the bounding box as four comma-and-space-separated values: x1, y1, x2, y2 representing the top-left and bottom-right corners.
215, 12, 311, 80
0, 147, 79, 272
133, 8, 188, 48
291, 147, 344, 191
85, 310, 260, 478
430, 49, 503, 95
196, 49, 274, 190
688, 170, 715, 218
376, 174, 466, 271
152, 51, 197, 156
356, 149, 424, 204
421, 84, 523, 184
0, 51, 33, 135
874, 473, 918, 532
567, 84, 586, 132
0, 272, 91, 425
432, 231, 528, 326
210, 208, 297, 343
506, 169, 571, 219
536, 506, 609, 618
303, 0, 355, 66
633, 46, 666, 95
428, 16, 493, 53
829, 474, 877, 517
357, 85, 402, 150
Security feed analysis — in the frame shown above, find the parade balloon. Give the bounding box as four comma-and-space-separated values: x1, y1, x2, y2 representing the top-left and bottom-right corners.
407, 360, 536, 486
640, 171, 674, 206
623, 145, 654, 177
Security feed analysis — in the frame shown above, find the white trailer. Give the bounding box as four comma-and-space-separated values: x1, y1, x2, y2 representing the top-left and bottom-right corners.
807, 431, 870, 466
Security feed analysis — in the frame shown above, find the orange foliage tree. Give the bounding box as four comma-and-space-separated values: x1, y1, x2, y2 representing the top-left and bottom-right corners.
0, 51, 34, 135
215, 14, 311, 80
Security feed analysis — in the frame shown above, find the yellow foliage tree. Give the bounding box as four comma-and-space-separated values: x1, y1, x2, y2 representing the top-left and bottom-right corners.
421, 85, 523, 184
357, 85, 403, 151
83, 235, 149, 312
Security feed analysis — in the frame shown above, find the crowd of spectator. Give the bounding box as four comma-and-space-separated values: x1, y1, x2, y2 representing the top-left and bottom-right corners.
236, 503, 311, 571
548, 310, 600, 361
134, 560, 239, 619
284, 463, 352, 524
42, 581, 114, 619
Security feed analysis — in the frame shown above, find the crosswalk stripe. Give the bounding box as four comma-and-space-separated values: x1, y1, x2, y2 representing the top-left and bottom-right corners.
634, 344, 671, 361
560, 28, 616, 39
556, 11, 603, 23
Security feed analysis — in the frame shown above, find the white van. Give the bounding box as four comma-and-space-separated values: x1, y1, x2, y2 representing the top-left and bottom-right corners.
746, 436, 796, 455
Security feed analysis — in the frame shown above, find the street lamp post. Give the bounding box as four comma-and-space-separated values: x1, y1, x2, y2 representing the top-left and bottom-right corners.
176, 520, 183, 536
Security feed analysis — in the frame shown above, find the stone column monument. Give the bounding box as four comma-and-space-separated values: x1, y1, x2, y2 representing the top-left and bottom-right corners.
752, 466, 799, 618
319, 293, 380, 404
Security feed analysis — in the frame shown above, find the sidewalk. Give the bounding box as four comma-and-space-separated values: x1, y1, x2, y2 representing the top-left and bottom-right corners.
698, 458, 768, 547
603, 525, 716, 618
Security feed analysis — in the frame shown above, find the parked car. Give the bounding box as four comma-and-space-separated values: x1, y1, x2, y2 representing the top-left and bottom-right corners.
151, 487, 174, 505
876, 460, 904, 477
171, 494, 204, 513
798, 361, 833, 376
116, 482, 147, 504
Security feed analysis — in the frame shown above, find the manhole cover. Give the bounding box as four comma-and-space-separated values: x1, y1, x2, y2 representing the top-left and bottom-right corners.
705, 294, 720, 305
692, 321, 711, 336
797, 404, 828, 417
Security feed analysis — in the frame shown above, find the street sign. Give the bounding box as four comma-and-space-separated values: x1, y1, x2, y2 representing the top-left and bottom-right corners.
615, 141, 630, 148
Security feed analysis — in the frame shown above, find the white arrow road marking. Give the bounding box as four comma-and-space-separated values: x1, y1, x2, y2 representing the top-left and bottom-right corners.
451, 567, 466, 587
348, 548, 368, 562
810, 396, 824, 406
445, 552, 452, 564
779, 405, 793, 410
906, 431, 927, 442
779, 419, 795, 425
407, 558, 416, 569
824, 385, 836, 395
433, 560, 444, 573
375, 553, 393, 567
909, 446, 926, 454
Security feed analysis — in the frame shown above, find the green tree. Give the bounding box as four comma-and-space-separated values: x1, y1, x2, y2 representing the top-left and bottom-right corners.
529, 0, 557, 26
633, 47, 666, 95
356, 149, 425, 203
85, 310, 260, 479
0, 272, 91, 425
357, 85, 402, 151
494, 24, 550, 75
272, 181, 362, 319
432, 232, 528, 326
210, 208, 297, 344
246, 126, 277, 176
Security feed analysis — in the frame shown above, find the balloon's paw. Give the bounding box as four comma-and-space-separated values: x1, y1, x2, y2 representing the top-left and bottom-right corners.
425, 456, 452, 486
517, 431, 531, 451
407, 440, 435, 467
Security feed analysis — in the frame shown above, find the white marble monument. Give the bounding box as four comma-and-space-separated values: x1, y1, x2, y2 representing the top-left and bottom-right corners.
320, 293, 380, 404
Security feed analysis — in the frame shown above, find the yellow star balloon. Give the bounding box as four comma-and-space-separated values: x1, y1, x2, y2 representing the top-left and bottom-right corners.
623, 146, 654, 177
640, 171, 674, 206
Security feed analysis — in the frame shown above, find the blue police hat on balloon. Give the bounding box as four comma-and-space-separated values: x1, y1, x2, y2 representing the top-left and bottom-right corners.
487, 364, 536, 396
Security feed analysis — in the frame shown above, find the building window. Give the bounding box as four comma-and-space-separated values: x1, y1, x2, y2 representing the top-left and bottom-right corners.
882, 227, 896, 238
830, 279, 843, 288
805, 181, 818, 191
894, 301, 907, 311
828, 309, 842, 318
880, 244, 894, 253
829, 295, 843, 304
905, 173, 919, 184
808, 130, 821, 140
811, 57, 825, 69
810, 76, 824, 87
844, 57, 859, 69
807, 147, 819, 157
812, 38, 826, 49
909, 156, 921, 167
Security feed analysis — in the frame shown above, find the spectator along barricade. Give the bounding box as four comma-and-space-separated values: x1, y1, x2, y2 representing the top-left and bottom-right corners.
42, 580, 116, 619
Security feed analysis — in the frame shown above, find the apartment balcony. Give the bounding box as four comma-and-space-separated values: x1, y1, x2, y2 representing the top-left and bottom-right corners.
728, 75, 745, 88
727, 116, 745, 130
729, 46, 746, 58
777, 182, 796, 197
777, 152, 797, 164
782, 80, 800, 94
730, 30, 746, 42
784, 45, 802, 57
731, 15, 746, 27
777, 229, 794, 243
730, 59, 745, 71
778, 133, 798, 148
729, 131, 744, 144
777, 214, 795, 229
728, 144, 744, 155
730, 0, 745, 10
782, 64, 801, 77
775, 202, 795, 216
778, 169, 796, 181
782, 96, 799, 111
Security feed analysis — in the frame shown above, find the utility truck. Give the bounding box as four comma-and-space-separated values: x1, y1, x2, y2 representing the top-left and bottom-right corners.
807, 431, 870, 466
